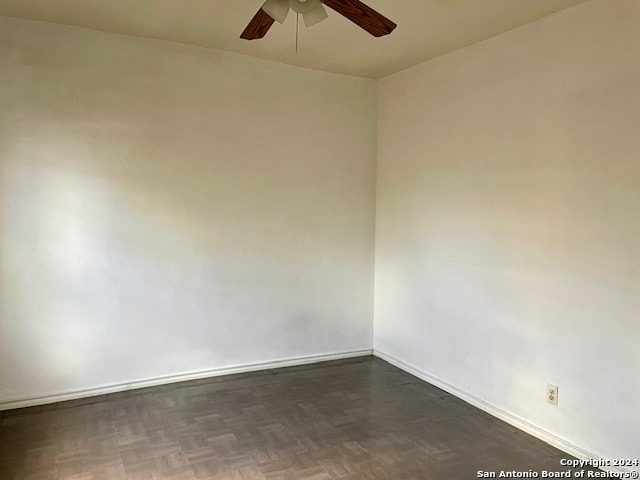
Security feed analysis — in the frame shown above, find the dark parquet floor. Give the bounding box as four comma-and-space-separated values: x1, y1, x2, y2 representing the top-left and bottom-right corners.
0, 356, 594, 479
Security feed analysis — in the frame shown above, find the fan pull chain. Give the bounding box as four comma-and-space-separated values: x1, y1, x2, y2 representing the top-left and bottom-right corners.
296, 13, 299, 53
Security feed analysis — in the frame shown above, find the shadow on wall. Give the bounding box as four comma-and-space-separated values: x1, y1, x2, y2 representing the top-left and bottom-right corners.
0, 146, 217, 395
0, 120, 355, 401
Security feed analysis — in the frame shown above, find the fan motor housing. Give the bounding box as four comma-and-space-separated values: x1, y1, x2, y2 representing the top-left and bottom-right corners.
289, 0, 322, 14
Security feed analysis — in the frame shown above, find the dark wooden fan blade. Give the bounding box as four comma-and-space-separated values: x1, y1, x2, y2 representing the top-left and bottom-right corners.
240, 8, 276, 40
322, 0, 396, 37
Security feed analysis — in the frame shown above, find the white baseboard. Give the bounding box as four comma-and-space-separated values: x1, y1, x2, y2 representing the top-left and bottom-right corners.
373, 349, 635, 476
0, 349, 372, 411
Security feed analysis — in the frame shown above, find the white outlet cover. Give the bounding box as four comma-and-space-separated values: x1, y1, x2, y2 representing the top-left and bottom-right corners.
547, 384, 559, 406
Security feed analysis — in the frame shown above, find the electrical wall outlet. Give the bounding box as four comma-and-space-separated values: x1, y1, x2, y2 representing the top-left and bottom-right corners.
547, 384, 558, 406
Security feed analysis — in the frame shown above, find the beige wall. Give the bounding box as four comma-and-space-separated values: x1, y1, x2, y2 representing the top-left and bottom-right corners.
375, 0, 639, 463
0, 17, 377, 404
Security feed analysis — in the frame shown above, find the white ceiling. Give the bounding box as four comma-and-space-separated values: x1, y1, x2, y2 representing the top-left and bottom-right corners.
0, 0, 590, 78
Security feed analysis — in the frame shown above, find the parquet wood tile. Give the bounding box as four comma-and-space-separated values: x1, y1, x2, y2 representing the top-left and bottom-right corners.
1, 357, 597, 479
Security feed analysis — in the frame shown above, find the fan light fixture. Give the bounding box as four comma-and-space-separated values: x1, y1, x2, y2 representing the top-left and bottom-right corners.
262, 0, 289, 23
241, 0, 397, 41
302, 3, 328, 27
262, 0, 328, 27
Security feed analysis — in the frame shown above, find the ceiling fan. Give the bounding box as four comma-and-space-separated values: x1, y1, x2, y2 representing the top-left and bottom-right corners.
240, 0, 396, 40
